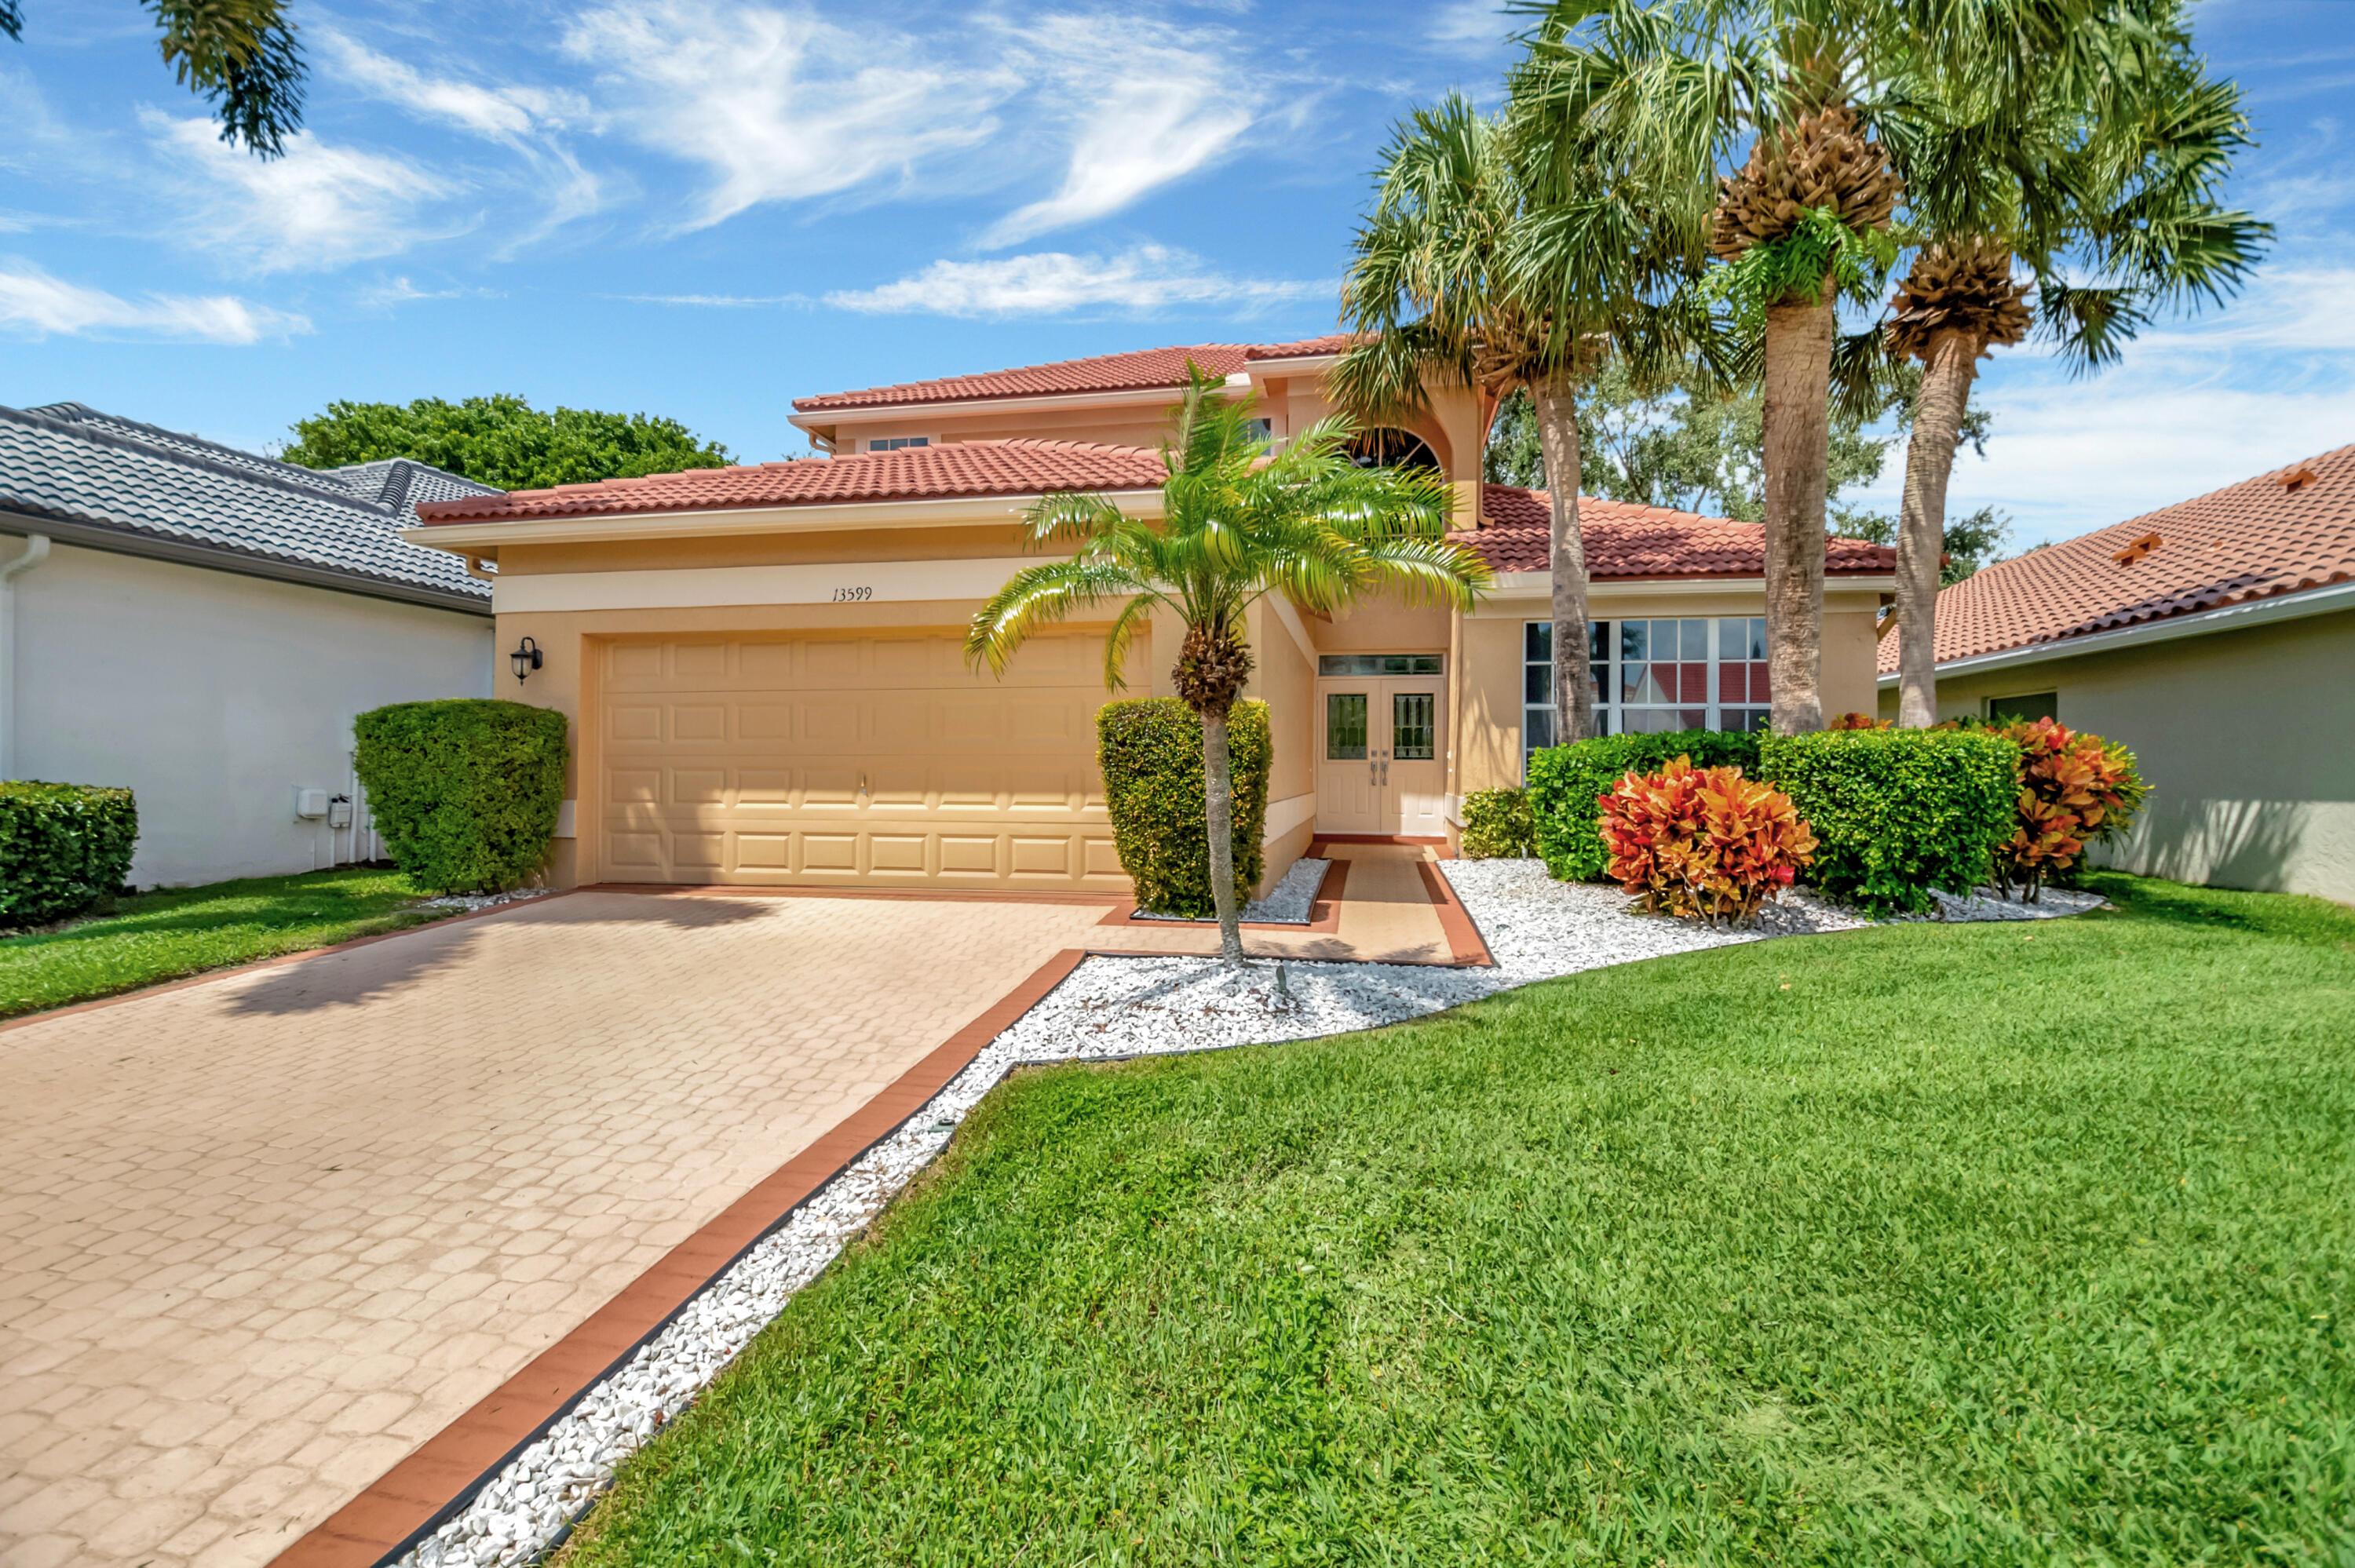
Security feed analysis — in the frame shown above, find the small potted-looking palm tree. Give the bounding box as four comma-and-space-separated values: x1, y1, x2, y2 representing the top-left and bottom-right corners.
968, 366, 1492, 968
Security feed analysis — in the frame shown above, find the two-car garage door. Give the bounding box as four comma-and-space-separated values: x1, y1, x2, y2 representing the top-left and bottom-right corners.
598, 632, 1129, 889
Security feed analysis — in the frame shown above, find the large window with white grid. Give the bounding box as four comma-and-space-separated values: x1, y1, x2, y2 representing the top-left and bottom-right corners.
1523, 617, 1772, 772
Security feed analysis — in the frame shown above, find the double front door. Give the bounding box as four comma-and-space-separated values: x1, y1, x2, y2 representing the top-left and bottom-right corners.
1316, 677, 1447, 837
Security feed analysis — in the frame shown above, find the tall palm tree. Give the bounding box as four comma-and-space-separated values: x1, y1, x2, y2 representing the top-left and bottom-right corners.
1336, 94, 1703, 748
2, 1, 305, 155
1513, 0, 2099, 734
969, 367, 1492, 967
1882, 1, 2268, 724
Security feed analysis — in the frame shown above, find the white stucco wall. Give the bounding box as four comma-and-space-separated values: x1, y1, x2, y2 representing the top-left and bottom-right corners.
1886, 606, 2355, 905
5, 538, 494, 888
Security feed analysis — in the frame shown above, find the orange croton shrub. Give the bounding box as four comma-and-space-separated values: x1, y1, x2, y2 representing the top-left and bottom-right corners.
1988, 717, 2150, 901
1597, 757, 1818, 925
1828, 711, 1889, 730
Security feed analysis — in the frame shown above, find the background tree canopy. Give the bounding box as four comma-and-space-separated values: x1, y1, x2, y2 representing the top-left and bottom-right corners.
281, 395, 734, 492
1484, 367, 2010, 585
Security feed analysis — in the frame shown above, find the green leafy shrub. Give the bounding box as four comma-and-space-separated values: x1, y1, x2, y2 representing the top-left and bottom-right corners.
1526, 729, 1762, 881
1097, 698, 1270, 917
0, 782, 139, 926
353, 700, 568, 895
1759, 728, 2019, 913
1460, 786, 1536, 859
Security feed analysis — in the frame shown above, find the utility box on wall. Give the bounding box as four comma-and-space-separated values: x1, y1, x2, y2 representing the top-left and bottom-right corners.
294, 787, 330, 820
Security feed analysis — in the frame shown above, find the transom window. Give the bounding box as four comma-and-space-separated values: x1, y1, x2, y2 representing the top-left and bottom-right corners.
1523, 617, 1771, 772
866, 436, 930, 452
1319, 653, 1443, 676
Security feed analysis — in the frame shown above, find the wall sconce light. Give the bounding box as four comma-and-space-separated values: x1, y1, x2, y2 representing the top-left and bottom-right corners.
510, 636, 542, 684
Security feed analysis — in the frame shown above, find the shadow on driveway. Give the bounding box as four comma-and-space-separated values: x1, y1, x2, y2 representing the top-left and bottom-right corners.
221, 892, 774, 1016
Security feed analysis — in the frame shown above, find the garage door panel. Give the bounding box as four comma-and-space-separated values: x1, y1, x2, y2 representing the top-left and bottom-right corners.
597, 633, 1126, 889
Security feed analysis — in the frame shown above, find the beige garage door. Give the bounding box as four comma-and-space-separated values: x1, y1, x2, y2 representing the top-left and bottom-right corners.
597, 631, 1130, 889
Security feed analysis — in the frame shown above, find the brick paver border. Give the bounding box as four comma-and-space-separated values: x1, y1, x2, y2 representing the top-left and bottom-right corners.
1415, 862, 1497, 968
268, 946, 1094, 1568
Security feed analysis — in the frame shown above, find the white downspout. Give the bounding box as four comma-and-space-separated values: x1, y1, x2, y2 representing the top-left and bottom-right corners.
1, 534, 52, 781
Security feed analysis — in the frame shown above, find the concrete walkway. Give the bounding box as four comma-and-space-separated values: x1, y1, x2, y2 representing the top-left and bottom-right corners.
0, 846, 1465, 1568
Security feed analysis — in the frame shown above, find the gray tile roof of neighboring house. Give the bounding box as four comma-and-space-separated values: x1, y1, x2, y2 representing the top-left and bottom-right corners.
0, 403, 498, 611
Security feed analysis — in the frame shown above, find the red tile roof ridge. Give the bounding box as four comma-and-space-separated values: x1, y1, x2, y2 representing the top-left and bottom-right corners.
1245, 334, 1357, 359
1878, 440, 2355, 673
414, 438, 1168, 526
793, 343, 1258, 412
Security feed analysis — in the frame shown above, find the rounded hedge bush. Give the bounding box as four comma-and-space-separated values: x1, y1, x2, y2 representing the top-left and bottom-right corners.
1097, 698, 1271, 917
1759, 727, 2020, 913
1459, 786, 1535, 859
0, 781, 138, 925
353, 699, 568, 895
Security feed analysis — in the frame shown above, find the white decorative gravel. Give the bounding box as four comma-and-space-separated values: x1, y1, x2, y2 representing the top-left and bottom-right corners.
1128, 857, 1330, 924
421, 888, 553, 913
396, 858, 2109, 1566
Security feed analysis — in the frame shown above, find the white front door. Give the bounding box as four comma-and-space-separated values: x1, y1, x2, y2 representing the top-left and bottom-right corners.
1316, 677, 1448, 837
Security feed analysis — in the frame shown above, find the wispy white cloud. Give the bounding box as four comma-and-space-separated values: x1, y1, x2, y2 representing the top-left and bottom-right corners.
355, 275, 506, 309
826, 244, 1324, 315
319, 30, 591, 142
616, 292, 813, 306
147, 114, 458, 272
561, 0, 1010, 230
979, 16, 1264, 247
1428, 0, 1512, 54
0, 257, 309, 342
317, 31, 608, 246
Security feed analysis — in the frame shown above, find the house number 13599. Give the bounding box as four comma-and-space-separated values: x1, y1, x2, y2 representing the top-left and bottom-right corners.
831, 585, 873, 601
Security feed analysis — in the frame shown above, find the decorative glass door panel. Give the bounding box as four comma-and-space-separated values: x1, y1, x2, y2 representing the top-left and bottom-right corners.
1316, 669, 1447, 837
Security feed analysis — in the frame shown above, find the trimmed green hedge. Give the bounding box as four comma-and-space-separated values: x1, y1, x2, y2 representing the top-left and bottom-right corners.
1098, 698, 1271, 917
1759, 728, 2020, 913
1460, 787, 1535, 859
1527, 729, 1762, 881
354, 700, 568, 895
0, 782, 139, 926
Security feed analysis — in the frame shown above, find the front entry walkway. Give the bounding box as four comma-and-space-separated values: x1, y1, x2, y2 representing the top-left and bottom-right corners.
0, 845, 1472, 1568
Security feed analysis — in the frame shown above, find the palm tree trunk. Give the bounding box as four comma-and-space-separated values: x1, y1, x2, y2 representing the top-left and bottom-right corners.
1203, 709, 1245, 967
1895, 329, 1980, 727
1532, 371, 1595, 745
1760, 286, 1835, 735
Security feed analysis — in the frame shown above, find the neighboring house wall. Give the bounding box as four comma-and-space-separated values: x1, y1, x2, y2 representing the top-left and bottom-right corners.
9, 539, 494, 887
1904, 609, 2355, 903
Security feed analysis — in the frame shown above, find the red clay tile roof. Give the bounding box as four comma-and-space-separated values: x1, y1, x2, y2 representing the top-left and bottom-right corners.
1878, 443, 2355, 672
792, 345, 1259, 412
414, 440, 1168, 525
1245, 334, 1356, 360
1460, 484, 1897, 579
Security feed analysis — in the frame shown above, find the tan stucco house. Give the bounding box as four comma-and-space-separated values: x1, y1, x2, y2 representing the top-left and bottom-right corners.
408, 338, 1895, 893
1877, 442, 2354, 903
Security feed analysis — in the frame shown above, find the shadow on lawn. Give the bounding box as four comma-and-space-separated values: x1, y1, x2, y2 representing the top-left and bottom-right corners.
2082, 870, 2355, 947
218, 890, 772, 1016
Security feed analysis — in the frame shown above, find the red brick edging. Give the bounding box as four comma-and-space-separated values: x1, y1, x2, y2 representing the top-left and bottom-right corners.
268, 946, 1094, 1568
1415, 862, 1496, 968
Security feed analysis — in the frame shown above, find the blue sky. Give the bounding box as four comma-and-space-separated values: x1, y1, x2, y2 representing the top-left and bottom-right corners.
0, 0, 2346, 546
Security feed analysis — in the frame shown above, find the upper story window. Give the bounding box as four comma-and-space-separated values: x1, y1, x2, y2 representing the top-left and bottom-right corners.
1522, 616, 1771, 775
866, 436, 930, 453
1349, 428, 1440, 472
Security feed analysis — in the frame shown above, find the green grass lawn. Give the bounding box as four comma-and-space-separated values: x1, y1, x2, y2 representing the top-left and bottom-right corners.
0, 866, 458, 1019
564, 872, 2355, 1566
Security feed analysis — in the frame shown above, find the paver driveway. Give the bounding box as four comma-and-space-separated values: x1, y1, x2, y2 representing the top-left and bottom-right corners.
0, 889, 1160, 1568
